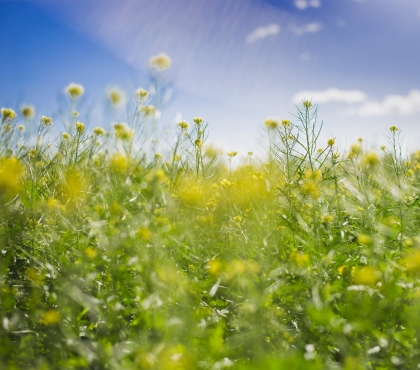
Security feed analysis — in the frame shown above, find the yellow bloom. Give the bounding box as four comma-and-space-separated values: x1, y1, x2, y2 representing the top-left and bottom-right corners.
41, 116, 53, 126
136, 227, 151, 241
303, 100, 312, 109
220, 179, 232, 189
401, 249, 420, 272
39, 310, 61, 325
362, 152, 379, 168
93, 127, 105, 135
327, 138, 335, 147
149, 53, 171, 70
65, 83, 84, 99
108, 88, 125, 107
290, 251, 310, 268
348, 144, 362, 158
62, 132, 70, 139
264, 118, 279, 130
75, 122, 85, 134
227, 151, 238, 157
281, 119, 291, 127
113, 122, 133, 140
84, 247, 98, 259
353, 267, 377, 286
135, 88, 149, 101
1, 108, 17, 121
21, 105, 35, 119
358, 234, 373, 246
110, 153, 129, 174
389, 125, 399, 132
178, 120, 189, 130
195, 139, 203, 148
206, 260, 222, 276
0, 157, 24, 201
140, 105, 156, 116
193, 117, 203, 125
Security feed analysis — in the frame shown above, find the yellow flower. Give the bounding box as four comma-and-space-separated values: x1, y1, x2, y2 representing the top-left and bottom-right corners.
353, 267, 377, 286
327, 138, 335, 147
39, 310, 61, 325
84, 247, 98, 259
18, 125, 25, 132
195, 139, 203, 148
1, 108, 17, 121
348, 144, 362, 158
303, 100, 312, 109
400, 249, 420, 272
0, 157, 24, 201
21, 105, 35, 119
304, 168, 322, 181
113, 122, 133, 140
290, 251, 310, 268
41, 116, 53, 126
136, 227, 151, 241
389, 125, 398, 132
140, 105, 156, 116
110, 153, 129, 174
206, 260, 222, 276
75, 122, 85, 134
362, 152, 379, 168
232, 215, 243, 223
220, 179, 232, 189
135, 88, 149, 101
193, 117, 203, 125
93, 127, 105, 135
264, 118, 279, 130
62, 132, 70, 139
149, 53, 171, 70
281, 119, 291, 127
358, 234, 373, 246
108, 88, 125, 107
65, 83, 84, 99
178, 120, 189, 130
227, 151, 238, 157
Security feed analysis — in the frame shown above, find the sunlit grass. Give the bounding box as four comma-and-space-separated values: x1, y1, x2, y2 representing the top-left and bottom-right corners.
1, 58, 420, 369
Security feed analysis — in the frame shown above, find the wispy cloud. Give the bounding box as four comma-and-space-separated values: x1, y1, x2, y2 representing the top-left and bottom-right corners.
245, 24, 280, 43
292, 88, 367, 104
348, 90, 420, 117
296, 88, 420, 117
294, 0, 321, 10
290, 22, 323, 36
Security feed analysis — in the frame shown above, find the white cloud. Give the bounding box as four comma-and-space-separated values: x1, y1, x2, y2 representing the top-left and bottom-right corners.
294, 0, 321, 10
245, 24, 280, 43
353, 90, 420, 117
292, 88, 367, 104
290, 22, 323, 36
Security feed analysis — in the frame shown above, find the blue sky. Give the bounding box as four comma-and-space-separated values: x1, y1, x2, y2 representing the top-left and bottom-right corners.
1, 0, 420, 153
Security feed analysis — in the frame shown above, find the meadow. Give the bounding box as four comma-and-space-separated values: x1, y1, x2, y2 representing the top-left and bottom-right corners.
1, 57, 420, 369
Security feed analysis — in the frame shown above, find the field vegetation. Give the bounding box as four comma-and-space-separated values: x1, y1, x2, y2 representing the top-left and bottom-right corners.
1, 56, 420, 369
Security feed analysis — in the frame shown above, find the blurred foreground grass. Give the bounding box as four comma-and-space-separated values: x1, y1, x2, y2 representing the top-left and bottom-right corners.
1, 64, 420, 369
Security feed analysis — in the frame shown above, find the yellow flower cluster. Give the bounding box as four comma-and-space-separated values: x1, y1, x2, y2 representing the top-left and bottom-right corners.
1, 108, 17, 121
149, 53, 171, 70
65, 83, 84, 99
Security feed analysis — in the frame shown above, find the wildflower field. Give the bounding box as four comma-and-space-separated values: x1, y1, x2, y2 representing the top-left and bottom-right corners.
2, 64, 420, 370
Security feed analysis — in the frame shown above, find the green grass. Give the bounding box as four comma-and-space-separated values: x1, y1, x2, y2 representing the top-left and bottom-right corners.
1, 79, 420, 370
